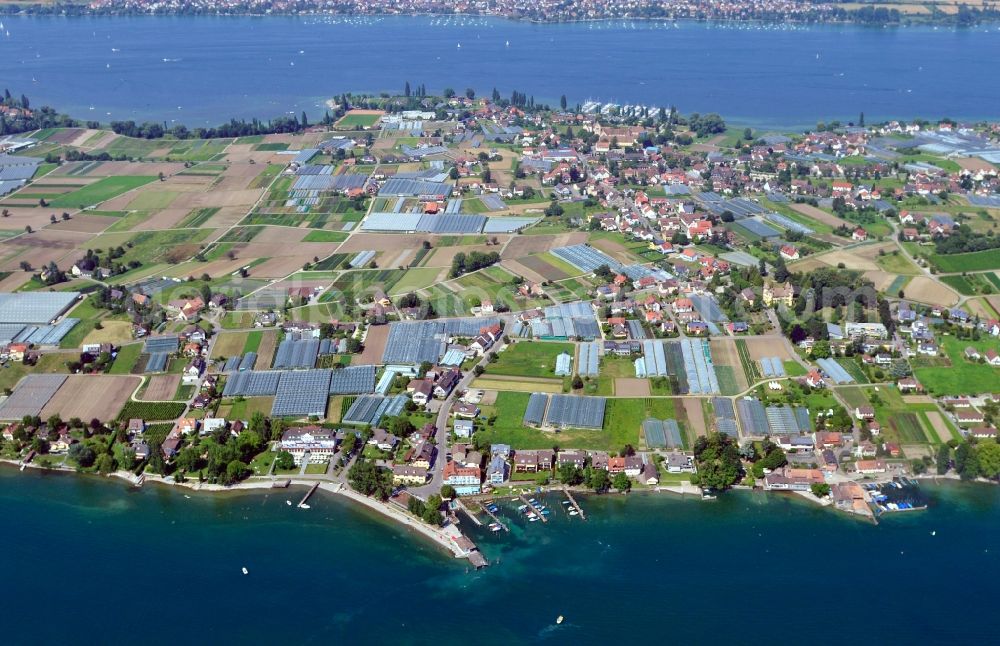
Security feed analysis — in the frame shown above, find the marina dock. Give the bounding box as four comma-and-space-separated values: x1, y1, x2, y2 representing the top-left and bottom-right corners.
478, 500, 509, 532
519, 494, 548, 523
298, 482, 319, 507
563, 488, 586, 520
455, 499, 483, 526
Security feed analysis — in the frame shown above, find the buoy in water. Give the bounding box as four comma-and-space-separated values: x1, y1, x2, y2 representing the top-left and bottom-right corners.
556, 615, 564, 624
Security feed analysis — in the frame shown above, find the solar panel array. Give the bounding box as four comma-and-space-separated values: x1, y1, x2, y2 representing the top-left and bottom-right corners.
481, 194, 506, 210
223, 356, 241, 372
482, 217, 539, 233
145, 353, 169, 373
328, 365, 376, 395
222, 370, 282, 397
577, 341, 600, 376
679, 339, 719, 394
239, 352, 257, 371
271, 370, 331, 418
523, 392, 548, 426
690, 294, 727, 322
375, 369, 395, 395
554, 353, 573, 376
717, 418, 739, 437
765, 211, 813, 235
378, 178, 453, 197
349, 250, 376, 268
626, 320, 647, 340
699, 194, 766, 219
361, 213, 424, 232
0, 292, 80, 324
643, 418, 683, 449
544, 394, 606, 429
551, 244, 622, 273
968, 195, 1000, 207
642, 340, 669, 377
736, 398, 769, 436
738, 219, 782, 238
273, 338, 319, 369
9, 319, 80, 345
766, 406, 802, 435
415, 213, 486, 234
712, 397, 736, 421
144, 336, 179, 353
760, 357, 786, 378
620, 264, 672, 282
342, 394, 407, 426
292, 173, 366, 192
817, 357, 855, 384
0, 374, 67, 419
382, 319, 501, 364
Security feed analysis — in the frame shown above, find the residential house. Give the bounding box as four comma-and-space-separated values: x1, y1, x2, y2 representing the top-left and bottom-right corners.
280, 426, 338, 464
453, 419, 474, 439
442, 460, 482, 496
392, 465, 429, 486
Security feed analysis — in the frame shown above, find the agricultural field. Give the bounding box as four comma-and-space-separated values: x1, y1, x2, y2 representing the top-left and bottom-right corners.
41, 375, 140, 422
914, 337, 1000, 396
485, 341, 575, 379
117, 400, 187, 422
47, 176, 158, 208
335, 111, 383, 129
926, 249, 1000, 273
109, 344, 143, 374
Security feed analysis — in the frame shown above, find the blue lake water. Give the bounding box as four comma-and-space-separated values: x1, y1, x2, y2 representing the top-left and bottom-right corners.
2, 15, 1000, 127
3, 466, 1000, 644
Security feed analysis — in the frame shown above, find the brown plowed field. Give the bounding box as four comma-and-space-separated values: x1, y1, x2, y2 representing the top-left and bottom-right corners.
41, 375, 139, 421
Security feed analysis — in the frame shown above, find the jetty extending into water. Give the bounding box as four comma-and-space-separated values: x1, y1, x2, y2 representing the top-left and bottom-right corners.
478, 500, 509, 532
563, 488, 586, 520
519, 494, 548, 523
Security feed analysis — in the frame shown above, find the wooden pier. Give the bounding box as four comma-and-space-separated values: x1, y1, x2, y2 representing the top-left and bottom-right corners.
298, 482, 319, 507
456, 499, 483, 526
564, 488, 586, 520
519, 494, 547, 523
478, 501, 509, 532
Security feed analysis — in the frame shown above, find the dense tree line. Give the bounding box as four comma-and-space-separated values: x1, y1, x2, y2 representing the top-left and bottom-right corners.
110, 114, 305, 140
448, 251, 500, 279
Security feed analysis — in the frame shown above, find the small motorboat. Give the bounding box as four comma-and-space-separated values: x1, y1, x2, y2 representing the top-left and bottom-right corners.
556, 615, 564, 624
241, 567, 249, 575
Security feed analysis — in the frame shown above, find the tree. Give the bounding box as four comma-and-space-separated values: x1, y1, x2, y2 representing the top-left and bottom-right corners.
465, 88, 475, 99
810, 482, 831, 498
976, 442, 1000, 479
612, 472, 631, 493
440, 484, 457, 500
693, 432, 742, 491
348, 458, 393, 500
535, 472, 550, 486
68, 443, 96, 468
422, 494, 444, 526
340, 433, 358, 457
404, 81, 411, 97
955, 442, 979, 480
589, 468, 609, 493
571, 374, 584, 390
225, 459, 250, 484
936, 444, 951, 475
95, 453, 117, 474
560, 94, 567, 111
274, 450, 294, 471
558, 463, 583, 486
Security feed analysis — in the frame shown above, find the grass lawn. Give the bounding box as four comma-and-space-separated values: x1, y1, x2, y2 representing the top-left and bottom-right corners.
475, 391, 646, 451
0, 353, 71, 392
486, 341, 575, 378
389, 267, 443, 295
218, 397, 274, 420
303, 230, 349, 243
875, 251, 920, 275
48, 176, 157, 208
927, 249, 1000, 273
109, 344, 142, 374
336, 113, 381, 129
914, 336, 1000, 396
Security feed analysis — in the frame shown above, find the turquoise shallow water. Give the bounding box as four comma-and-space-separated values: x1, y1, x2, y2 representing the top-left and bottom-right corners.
2, 15, 1000, 127
3, 466, 1000, 644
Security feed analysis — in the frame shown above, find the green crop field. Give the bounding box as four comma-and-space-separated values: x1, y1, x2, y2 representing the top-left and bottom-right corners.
116, 400, 187, 422
389, 267, 443, 295
177, 207, 220, 228
303, 230, 349, 243
735, 339, 760, 384
486, 341, 575, 378
336, 113, 381, 128
126, 190, 178, 210
255, 142, 289, 151
47, 176, 157, 208
928, 249, 1000, 272
714, 365, 740, 396
915, 337, 1000, 396
836, 358, 869, 384
890, 412, 928, 443
109, 344, 142, 374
